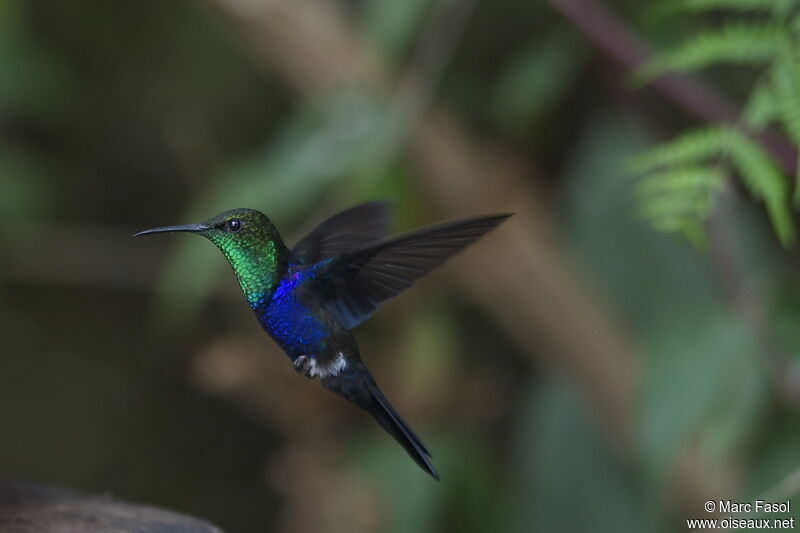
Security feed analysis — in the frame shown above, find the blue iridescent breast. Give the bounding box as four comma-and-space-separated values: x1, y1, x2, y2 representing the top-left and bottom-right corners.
257, 266, 329, 355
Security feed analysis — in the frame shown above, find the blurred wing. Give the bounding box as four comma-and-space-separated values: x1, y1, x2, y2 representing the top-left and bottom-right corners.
310, 213, 512, 329
291, 201, 392, 265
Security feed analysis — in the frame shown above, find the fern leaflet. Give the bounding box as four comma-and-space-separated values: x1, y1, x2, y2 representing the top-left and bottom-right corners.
636, 23, 785, 82
637, 165, 725, 245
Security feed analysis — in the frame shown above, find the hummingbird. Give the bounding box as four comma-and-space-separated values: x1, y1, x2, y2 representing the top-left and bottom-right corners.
135, 202, 510, 480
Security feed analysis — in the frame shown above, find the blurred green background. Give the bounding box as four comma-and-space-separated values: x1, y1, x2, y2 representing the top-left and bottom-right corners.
2, 0, 800, 531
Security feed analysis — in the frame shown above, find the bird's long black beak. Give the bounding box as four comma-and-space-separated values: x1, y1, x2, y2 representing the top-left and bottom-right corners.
133, 223, 210, 237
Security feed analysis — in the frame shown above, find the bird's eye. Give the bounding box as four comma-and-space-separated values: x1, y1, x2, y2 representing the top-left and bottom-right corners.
226, 219, 243, 233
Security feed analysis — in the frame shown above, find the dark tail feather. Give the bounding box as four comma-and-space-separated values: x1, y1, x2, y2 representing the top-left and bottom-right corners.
364, 380, 439, 480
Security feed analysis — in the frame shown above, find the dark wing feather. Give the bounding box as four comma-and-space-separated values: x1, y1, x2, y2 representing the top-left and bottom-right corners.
312, 213, 512, 328
291, 201, 392, 265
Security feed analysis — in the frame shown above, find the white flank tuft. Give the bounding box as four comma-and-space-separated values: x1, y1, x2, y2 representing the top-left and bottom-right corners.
308, 352, 347, 378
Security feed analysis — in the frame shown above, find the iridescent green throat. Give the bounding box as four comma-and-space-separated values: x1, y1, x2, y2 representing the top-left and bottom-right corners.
207, 234, 286, 308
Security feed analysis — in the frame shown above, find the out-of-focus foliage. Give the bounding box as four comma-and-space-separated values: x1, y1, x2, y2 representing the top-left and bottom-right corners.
2, 0, 800, 532
631, 127, 790, 245
506, 379, 648, 533
362, 0, 431, 59
564, 112, 800, 528
633, 0, 800, 246
490, 31, 586, 133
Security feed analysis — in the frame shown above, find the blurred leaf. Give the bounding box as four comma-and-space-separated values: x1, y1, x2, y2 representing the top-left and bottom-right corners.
490, 31, 584, 133
0, 0, 21, 34
506, 379, 647, 533
641, 311, 767, 479
354, 432, 502, 533
441, 445, 502, 533
395, 300, 458, 400
562, 113, 770, 485
362, 0, 431, 59
768, 289, 800, 357
152, 90, 405, 327
745, 409, 800, 524
561, 113, 719, 332
354, 433, 442, 533
0, 0, 80, 121
0, 144, 55, 224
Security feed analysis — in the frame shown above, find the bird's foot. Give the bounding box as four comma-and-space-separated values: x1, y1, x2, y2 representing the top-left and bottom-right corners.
293, 355, 315, 379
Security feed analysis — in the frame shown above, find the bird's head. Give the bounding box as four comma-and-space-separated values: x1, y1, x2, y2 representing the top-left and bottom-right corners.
135, 208, 282, 248
135, 208, 288, 304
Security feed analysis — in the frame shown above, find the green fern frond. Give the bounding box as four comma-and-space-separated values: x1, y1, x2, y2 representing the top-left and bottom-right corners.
633, 128, 794, 246
743, 77, 779, 130
637, 166, 724, 245
773, 51, 800, 210
646, 0, 795, 26
773, 46, 800, 146
726, 131, 788, 200
726, 130, 794, 245
629, 127, 730, 173
771, 46, 800, 208
637, 165, 724, 215
671, 0, 796, 13
632, 0, 799, 247
794, 152, 800, 207
635, 23, 785, 82
637, 165, 723, 195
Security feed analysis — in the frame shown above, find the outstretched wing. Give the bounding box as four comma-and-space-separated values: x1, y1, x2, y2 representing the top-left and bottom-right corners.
291, 201, 392, 265
307, 213, 512, 329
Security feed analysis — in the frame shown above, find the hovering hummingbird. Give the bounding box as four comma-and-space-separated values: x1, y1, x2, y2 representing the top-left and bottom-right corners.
135, 202, 510, 479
